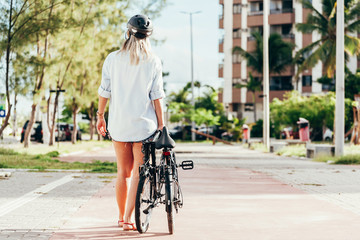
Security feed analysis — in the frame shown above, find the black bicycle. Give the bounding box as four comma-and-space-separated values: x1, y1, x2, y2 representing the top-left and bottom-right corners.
135, 126, 194, 234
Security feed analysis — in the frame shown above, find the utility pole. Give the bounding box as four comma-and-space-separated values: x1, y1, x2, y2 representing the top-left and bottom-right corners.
181, 10, 201, 141
50, 88, 66, 148
335, 0, 344, 156
263, 0, 270, 150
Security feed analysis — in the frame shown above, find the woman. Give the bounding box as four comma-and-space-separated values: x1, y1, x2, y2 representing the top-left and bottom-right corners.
96, 14, 165, 231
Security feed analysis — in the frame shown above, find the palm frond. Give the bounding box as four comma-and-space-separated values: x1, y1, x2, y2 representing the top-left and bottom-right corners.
300, 0, 328, 22
321, 41, 336, 78
323, 0, 337, 18
347, 0, 360, 21
344, 34, 360, 56
346, 19, 360, 33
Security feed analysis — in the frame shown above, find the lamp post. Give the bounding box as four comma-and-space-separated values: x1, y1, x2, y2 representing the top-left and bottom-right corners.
181, 10, 201, 141
263, 0, 270, 150
50, 88, 66, 148
335, 0, 344, 156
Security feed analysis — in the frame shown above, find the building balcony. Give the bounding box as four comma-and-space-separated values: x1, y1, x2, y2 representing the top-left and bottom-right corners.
247, 40, 256, 52
233, 14, 242, 29
247, 33, 294, 51
233, 38, 241, 47
248, 9, 295, 27
219, 64, 223, 78
269, 11, 294, 25
219, 38, 224, 53
248, 14, 263, 27
232, 63, 241, 78
219, 15, 224, 29
270, 8, 294, 14
232, 88, 242, 103
219, 0, 224, 4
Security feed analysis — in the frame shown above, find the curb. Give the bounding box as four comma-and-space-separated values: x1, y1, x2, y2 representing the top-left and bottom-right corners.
0, 172, 12, 177
59, 150, 86, 157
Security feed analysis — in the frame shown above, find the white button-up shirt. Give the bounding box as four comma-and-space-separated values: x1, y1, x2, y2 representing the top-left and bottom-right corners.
98, 50, 165, 142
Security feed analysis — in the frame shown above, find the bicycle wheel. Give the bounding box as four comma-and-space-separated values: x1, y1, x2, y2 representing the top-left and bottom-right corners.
135, 175, 153, 233
165, 171, 174, 234
173, 179, 183, 212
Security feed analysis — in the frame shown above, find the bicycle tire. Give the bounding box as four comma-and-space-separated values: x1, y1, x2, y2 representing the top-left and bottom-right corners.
165, 170, 174, 234
135, 175, 153, 233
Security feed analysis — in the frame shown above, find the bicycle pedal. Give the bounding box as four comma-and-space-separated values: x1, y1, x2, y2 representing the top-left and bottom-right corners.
180, 160, 194, 170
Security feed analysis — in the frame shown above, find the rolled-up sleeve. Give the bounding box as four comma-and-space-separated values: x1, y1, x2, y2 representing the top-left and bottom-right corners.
98, 54, 111, 98
149, 60, 166, 100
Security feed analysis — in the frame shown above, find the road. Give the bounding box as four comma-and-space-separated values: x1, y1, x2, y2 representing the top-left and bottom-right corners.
1, 143, 360, 239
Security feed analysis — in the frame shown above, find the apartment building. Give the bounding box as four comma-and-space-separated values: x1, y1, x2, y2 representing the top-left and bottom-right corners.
218, 0, 359, 123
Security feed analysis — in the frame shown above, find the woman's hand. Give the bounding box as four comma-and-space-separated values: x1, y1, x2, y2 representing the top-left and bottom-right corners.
157, 124, 164, 131
96, 117, 107, 137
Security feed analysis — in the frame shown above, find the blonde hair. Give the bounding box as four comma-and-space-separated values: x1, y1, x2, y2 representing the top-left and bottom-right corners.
120, 31, 152, 65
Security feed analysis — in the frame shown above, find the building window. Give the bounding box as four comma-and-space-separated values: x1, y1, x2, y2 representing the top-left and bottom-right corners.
282, 0, 293, 10
249, 2, 263, 15
233, 28, 241, 38
281, 24, 292, 35
232, 53, 242, 63
322, 78, 335, 91
232, 78, 242, 86
233, 4, 241, 14
302, 76, 312, 87
270, 76, 293, 90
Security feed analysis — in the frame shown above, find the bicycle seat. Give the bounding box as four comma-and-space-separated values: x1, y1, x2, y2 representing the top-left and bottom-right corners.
155, 126, 176, 149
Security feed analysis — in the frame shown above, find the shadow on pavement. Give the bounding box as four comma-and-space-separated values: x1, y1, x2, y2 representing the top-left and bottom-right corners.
50, 225, 170, 239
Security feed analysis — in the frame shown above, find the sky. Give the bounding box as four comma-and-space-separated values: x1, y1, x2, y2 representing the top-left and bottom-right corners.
3, 0, 222, 117
147, 0, 223, 94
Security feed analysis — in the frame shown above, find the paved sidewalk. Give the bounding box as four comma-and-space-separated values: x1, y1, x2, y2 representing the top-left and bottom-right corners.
51, 166, 360, 240
2, 143, 360, 239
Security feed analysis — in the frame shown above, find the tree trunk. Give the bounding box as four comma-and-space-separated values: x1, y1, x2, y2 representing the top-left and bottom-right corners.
0, 0, 14, 137
72, 99, 79, 144
89, 102, 94, 140
12, 93, 17, 137
252, 91, 257, 122
49, 93, 59, 146
23, 104, 37, 148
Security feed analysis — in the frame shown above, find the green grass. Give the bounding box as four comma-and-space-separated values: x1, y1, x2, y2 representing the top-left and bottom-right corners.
275, 144, 306, 157
248, 143, 269, 152
6, 140, 112, 156
0, 148, 116, 172
315, 154, 360, 165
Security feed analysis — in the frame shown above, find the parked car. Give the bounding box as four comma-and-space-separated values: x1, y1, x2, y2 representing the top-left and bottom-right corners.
280, 127, 299, 140
323, 128, 333, 141
169, 126, 182, 140
55, 123, 69, 142
21, 120, 43, 143
221, 132, 233, 141
169, 125, 201, 140
68, 124, 82, 141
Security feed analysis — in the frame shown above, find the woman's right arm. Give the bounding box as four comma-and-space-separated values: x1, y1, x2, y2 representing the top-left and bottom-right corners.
96, 96, 108, 136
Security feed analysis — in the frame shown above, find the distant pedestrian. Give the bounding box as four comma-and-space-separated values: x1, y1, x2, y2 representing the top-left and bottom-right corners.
242, 124, 250, 144
96, 14, 165, 231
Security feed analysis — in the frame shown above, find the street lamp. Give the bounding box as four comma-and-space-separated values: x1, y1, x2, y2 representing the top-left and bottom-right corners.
263, 0, 270, 150
335, 0, 345, 156
50, 88, 66, 148
181, 10, 201, 142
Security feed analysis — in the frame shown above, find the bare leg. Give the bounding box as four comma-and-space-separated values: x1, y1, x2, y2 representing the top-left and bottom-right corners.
113, 141, 134, 222
124, 142, 144, 224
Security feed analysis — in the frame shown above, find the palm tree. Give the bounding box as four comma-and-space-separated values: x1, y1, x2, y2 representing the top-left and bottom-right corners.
235, 73, 262, 121
233, 32, 294, 76
295, 0, 360, 78
233, 32, 294, 122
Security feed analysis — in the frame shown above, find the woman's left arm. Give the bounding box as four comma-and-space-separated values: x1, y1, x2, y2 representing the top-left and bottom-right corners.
153, 99, 164, 130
